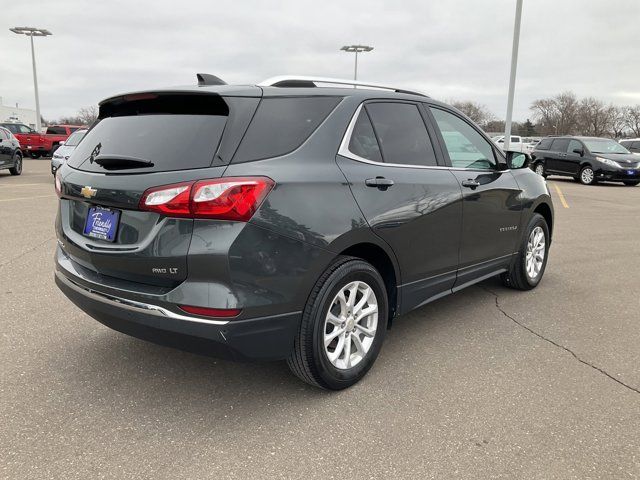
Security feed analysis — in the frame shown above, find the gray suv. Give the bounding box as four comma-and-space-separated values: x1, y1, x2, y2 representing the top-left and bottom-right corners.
54, 75, 554, 389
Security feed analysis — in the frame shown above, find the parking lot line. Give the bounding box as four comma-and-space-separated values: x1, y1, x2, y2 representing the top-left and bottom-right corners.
553, 183, 569, 208
0, 194, 56, 203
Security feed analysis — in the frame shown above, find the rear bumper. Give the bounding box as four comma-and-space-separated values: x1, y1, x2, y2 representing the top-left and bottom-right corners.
55, 270, 301, 361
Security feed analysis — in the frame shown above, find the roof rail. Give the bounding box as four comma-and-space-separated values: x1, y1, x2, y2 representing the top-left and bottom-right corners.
258, 76, 428, 97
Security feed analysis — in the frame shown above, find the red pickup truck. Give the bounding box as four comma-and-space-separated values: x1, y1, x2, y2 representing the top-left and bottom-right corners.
0, 123, 83, 158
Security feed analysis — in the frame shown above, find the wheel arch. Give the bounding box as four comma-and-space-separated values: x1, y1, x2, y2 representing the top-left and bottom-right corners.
338, 241, 399, 325
532, 200, 554, 240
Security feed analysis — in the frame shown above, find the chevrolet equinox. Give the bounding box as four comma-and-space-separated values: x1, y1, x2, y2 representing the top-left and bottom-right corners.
54, 75, 554, 389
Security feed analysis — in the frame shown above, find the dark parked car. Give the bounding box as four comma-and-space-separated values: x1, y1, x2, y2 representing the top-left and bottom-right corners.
0, 126, 23, 175
619, 138, 640, 154
531, 136, 640, 186
54, 75, 554, 389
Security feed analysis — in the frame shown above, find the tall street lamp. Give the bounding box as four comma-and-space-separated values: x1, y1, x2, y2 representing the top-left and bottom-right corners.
503, 0, 523, 151
10, 26, 52, 132
340, 45, 373, 81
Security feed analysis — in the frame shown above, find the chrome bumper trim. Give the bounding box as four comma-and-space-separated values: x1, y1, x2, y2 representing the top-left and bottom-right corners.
55, 271, 230, 326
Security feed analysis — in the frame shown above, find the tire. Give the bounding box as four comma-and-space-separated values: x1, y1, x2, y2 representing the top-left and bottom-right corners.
28, 152, 41, 159
623, 181, 639, 186
579, 165, 596, 185
9, 153, 23, 176
533, 162, 547, 178
287, 257, 389, 390
501, 213, 549, 291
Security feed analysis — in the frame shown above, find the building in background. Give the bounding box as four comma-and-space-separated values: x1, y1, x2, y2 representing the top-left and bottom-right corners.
0, 97, 38, 129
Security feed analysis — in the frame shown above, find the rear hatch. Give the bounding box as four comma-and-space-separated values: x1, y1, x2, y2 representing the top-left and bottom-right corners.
57, 88, 261, 288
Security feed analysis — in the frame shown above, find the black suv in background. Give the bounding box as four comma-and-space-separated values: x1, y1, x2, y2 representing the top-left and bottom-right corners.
531, 136, 640, 186
54, 75, 554, 389
0, 126, 23, 175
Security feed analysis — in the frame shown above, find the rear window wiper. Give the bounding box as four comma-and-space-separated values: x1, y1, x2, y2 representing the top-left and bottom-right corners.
92, 154, 154, 169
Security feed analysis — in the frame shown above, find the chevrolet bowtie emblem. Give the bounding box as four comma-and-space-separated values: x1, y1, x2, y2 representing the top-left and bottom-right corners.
80, 186, 97, 199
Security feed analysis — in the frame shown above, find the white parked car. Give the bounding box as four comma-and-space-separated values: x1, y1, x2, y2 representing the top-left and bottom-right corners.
50, 128, 87, 175
492, 135, 525, 152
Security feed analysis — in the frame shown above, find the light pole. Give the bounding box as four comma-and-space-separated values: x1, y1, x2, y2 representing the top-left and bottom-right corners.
340, 45, 373, 81
10, 26, 52, 132
503, 0, 523, 152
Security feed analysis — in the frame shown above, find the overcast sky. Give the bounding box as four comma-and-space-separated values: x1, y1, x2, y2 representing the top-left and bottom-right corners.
3, 0, 640, 122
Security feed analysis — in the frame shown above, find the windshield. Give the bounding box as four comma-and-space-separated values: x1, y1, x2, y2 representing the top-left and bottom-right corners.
583, 139, 630, 154
64, 130, 87, 147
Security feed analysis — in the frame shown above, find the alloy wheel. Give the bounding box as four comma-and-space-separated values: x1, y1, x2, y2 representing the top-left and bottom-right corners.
323, 280, 378, 370
525, 226, 545, 280
581, 167, 594, 184
535, 163, 544, 176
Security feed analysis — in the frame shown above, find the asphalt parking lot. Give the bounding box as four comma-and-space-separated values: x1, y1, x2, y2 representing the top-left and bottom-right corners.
1, 159, 639, 479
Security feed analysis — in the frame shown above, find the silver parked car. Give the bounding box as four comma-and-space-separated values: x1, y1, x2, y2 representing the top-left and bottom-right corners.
51, 129, 87, 175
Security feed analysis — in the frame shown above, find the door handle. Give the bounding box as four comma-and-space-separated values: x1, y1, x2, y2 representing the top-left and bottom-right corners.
461, 179, 480, 189
365, 176, 394, 190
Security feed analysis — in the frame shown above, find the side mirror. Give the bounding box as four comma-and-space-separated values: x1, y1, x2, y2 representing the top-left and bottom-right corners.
572, 148, 583, 156
506, 151, 529, 169
59, 141, 65, 146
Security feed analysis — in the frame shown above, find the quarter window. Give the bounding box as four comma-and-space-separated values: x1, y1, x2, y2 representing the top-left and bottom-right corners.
347, 109, 382, 162
430, 107, 496, 169
365, 102, 438, 166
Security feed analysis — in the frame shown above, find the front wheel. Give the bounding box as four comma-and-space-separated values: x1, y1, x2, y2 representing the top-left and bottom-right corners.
9, 154, 22, 176
623, 180, 639, 187
28, 151, 41, 159
287, 257, 388, 390
579, 166, 596, 185
501, 213, 550, 290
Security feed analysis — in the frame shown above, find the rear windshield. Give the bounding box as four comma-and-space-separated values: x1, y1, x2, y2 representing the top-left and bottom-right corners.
68, 94, 229, 173
233, 96, 341, 163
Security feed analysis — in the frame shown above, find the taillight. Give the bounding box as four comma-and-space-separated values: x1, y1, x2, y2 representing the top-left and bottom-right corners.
139, 181, 192, 217
139, 177, 274, 221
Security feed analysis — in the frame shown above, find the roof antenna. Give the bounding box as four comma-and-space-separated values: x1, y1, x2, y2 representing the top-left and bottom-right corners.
197, 73, 227, 86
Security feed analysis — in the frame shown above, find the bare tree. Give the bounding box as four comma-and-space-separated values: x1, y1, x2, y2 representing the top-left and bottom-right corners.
49, 105, 98, 126
578, 97, 614, 137
626, 105, 640, 137
609, 106, 627, 139
530, 92, 580, 135
450, 101, 495, 128
77, 106, 98, 125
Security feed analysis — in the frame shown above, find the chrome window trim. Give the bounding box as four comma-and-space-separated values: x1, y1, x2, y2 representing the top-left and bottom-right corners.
56, 271, 231, 326
337, 103, 510, 173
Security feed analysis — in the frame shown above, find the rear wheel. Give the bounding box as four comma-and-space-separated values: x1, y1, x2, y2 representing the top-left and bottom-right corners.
533, 162, 547, 178
579, 166, 596, 185
9, 153, 22, 176
623, 180, 639, 186
28, 151, 41, 159
287, 257, 388, 390
501, 213, 549, 290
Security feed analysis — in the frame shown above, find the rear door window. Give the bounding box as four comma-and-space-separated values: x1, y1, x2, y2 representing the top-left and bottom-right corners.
365, 102, 438, 166
68, 94, 229, 173
550, 138, 569, 152
233, 96, 341, 163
